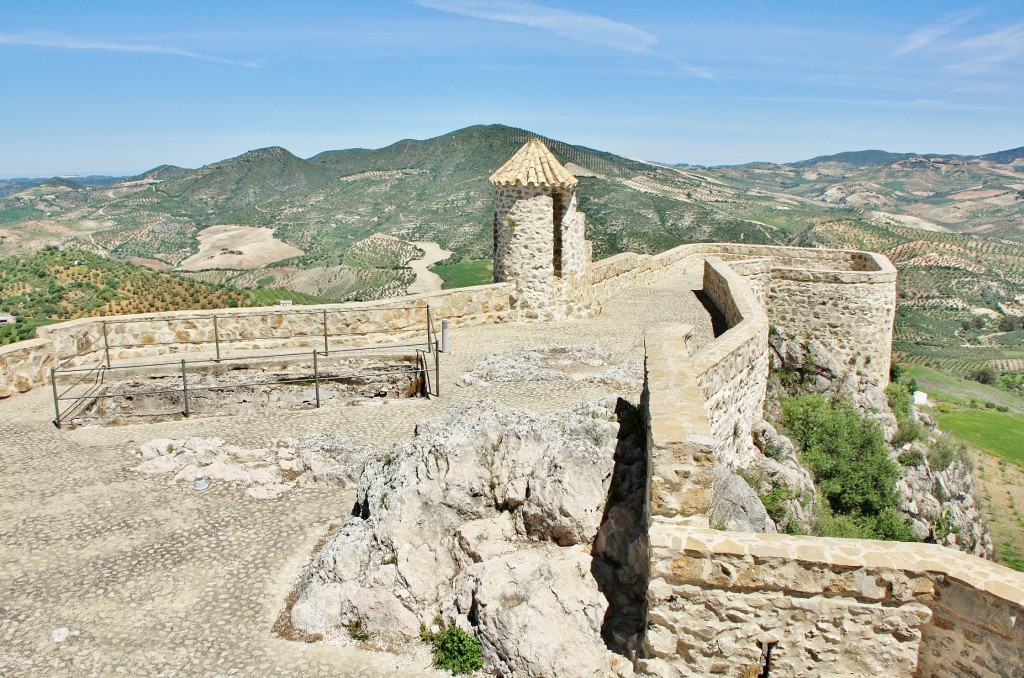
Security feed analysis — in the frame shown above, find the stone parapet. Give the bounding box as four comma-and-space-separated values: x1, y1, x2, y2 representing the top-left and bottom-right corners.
692, 258, 769, 467
0, 338, 56, 398
642, 525, 1024, 677
587, 242, 896, 385
643, 323, 714, 525
640, 291, 1024, 677
1, 284, 514, 396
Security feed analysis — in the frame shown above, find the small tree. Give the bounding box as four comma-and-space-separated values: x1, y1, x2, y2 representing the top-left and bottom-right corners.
970, 366, 997, 385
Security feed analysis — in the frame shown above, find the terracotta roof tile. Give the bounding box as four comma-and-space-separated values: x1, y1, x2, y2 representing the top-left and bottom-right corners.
489, 138, 578, 188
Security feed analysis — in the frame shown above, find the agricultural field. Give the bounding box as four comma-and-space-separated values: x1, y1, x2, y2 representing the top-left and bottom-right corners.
0, 248, 325, 346
971, 451, 1024, 572
936, 410, 1024, 465
903, 364, 1024, 414
432, 259, 493, 289
893, 364, 1024, 571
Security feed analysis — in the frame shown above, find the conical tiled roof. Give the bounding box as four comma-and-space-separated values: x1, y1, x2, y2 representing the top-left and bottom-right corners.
489, 138, 578, 188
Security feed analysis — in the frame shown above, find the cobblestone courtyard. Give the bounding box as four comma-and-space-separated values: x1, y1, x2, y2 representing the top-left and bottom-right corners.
0, 269, 712, 677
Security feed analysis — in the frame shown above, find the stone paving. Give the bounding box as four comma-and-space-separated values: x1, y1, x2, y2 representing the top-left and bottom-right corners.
0, 268, 712, 677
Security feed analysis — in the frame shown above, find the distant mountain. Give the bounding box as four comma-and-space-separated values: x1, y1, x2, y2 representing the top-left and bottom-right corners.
981, 146, 1024, 164
310, 124, 648, 179
36, 177, 86, 191
113, 146, 337, 222
0, 179, 42, 199
123, 164, 192, 183
789, 150, 921, 168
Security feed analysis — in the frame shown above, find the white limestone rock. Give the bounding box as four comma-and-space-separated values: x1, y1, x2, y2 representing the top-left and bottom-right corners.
455, 345, 642, 390
449, 545, 633, 678
709, 466, 777, 533
292, 398, 639, 677
130, 433, 376, 498
898, 441, 993, 558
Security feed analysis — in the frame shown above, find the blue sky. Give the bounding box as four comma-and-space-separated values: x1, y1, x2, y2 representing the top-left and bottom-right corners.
1, 1, 1022, 176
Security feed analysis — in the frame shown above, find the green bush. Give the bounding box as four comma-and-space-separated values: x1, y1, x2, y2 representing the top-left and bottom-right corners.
885, 383, 913, 420
886, 382, 921, 446
892, 418, 922, 447
346, 618, 369, 641
759, 484, 794, 523
970, 366, 997, 385
421, 620, 483, 675
780, 394, 918, 542
897, 448, 924, 467
927, 434, 965, 472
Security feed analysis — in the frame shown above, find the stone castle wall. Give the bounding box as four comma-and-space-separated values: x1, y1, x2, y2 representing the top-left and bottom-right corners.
587, 242, 897, 386
692, 258, 769, 468
0, 283, 514, 397
641, 315, 1024, 678
492, 185, 591, 320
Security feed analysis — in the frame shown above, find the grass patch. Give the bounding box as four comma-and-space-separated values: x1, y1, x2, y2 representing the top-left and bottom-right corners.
433, 259, 493, 289
935, 409, 1024, 466
901, 363, 1024, 414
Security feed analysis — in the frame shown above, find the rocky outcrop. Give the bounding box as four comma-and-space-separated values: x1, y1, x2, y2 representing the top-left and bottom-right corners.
132, 433, 376, 499
291, 399, 642, 677
767, 332, 895, 437
709, 466, 776, 533
897, 439, 993, 558
746, 331, 992, 555
455, 344, 642, 390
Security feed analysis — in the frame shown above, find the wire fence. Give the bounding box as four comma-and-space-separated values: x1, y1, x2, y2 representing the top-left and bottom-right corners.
51, 304, 443, 428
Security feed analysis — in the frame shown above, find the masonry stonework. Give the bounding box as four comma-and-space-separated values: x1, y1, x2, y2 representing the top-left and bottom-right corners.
1, 143, 1021, 677
641, 301, 1024, 677
692, 258, 769, 468
490, 139, 593, 320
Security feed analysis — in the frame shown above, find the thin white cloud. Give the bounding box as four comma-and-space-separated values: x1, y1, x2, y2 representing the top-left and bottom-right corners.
948, 22, 1024, 72
414, 0, 657, 53
0, 32, 262, 67
893, 10, 980, 55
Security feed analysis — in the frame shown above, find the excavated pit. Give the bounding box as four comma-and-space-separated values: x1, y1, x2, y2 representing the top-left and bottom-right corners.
69, 355, 425, 428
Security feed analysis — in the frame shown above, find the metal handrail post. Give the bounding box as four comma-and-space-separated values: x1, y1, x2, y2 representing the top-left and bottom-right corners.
181, 359, 190, 417
313, 349, 321, 408
426, 305, 432, 352
435, 341, 441, 397
323, 310, 329, 355
50, 367, 61, 428
102, 320, 111, 368
213, 315, 220, 361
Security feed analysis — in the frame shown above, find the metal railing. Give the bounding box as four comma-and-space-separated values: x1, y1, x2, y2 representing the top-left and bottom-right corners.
50, 304, 443, 428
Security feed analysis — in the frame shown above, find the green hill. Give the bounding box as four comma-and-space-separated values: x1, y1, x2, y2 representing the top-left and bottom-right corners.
787, 149, 976, 168
1, 126, 1021, 378
104, 146, 336, 225
981, 146, 1024, 164
789, 150, 920, 168
0, 247, 327, 345
124, 164, 192, 183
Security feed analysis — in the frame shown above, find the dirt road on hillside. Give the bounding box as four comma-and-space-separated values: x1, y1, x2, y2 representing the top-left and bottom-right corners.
406, 240, 453, 293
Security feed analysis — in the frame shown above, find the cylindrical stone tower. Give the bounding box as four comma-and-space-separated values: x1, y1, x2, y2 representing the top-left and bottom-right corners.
489, 138, 591, 319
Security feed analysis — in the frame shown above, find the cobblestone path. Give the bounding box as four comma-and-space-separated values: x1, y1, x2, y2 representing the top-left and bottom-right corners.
0, 269, 712, 676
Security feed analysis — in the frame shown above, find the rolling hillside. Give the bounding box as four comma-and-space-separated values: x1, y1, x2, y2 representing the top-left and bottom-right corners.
0, 247, 326, 345
0, 124, 1021, 376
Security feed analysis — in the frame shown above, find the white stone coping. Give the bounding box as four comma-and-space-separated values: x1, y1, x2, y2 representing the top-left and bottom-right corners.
650, 525, 1024, 607
691, 257, 769, 377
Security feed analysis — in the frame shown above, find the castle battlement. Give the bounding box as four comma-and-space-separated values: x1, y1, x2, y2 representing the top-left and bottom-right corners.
0, 142, 1020, 677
